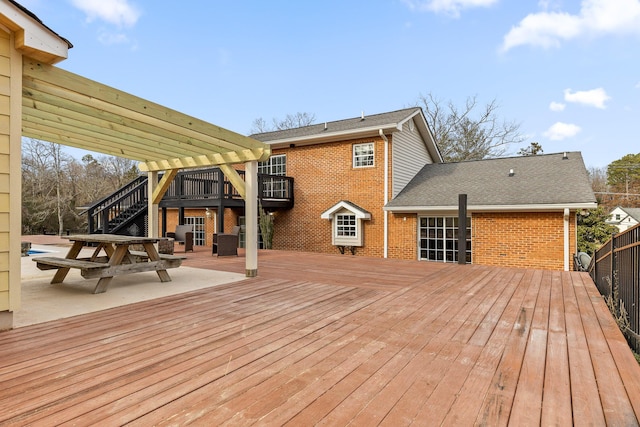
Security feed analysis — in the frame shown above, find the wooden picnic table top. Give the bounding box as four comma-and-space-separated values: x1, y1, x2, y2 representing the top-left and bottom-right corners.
63, 234, 162, 245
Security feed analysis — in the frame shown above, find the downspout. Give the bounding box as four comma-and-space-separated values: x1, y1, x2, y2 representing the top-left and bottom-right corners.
380, 129, 389, 258
564, 208, 570, 271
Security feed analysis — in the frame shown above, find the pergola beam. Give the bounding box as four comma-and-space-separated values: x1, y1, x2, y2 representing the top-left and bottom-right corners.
152, 169, 178, 205
138, 148, 269, 172
22, 60, 265, 158
19, 57, 272, 279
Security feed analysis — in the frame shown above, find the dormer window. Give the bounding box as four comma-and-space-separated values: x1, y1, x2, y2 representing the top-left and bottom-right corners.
321, 201, 371, 248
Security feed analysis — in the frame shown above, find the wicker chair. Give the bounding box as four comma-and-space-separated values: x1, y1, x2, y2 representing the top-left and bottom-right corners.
213, 225, 241, 256
167, 224, 194, 252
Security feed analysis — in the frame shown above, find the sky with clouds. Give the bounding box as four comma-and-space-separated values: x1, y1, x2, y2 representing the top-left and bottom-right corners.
17, 0, 640, 168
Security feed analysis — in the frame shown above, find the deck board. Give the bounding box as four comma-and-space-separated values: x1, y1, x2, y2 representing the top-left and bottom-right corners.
2, 247, 640, 425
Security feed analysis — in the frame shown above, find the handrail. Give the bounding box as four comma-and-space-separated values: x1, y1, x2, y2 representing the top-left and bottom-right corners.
588, 222, 640, 352
81, 175, 146, 215
85, 167, 294, 234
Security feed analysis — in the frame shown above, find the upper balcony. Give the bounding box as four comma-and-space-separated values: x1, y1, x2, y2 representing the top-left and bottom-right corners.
158, 167, 294, 210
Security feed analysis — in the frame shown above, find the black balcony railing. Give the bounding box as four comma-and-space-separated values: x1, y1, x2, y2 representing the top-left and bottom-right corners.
160, 168, 294, 207
588, 223, 640, 352
85, 167, 294, 234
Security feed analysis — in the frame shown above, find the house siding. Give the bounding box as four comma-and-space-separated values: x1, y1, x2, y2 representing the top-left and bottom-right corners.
391, 119, 433, 197
472, 211, 577, 271
0, 28, 20, 321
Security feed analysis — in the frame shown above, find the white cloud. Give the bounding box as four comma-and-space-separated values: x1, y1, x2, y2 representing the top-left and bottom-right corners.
543, 122, 582, 140
563, 88, 611, 108
549, 101, 566, 111
502, 0, 640, 51
401, 0, 498, 17
97, 31, 129, 45
70, 0, 141, 27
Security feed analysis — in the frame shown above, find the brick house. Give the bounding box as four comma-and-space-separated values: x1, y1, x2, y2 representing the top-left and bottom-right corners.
385, 151, 597, 270
249, 108, 597, 270
147, 108, 596, 270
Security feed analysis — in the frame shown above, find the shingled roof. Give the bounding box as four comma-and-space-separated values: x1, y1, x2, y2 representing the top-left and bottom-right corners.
385, 151, 597, 212
251, 108, 422, 141
251, 107, 442, 163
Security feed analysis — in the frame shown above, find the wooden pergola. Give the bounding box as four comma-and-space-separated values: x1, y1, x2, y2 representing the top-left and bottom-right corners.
0, 0, 269, 327
21, 60, 271, 277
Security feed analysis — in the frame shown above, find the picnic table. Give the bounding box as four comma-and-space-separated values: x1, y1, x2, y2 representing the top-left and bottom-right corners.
33, 234, 185, 294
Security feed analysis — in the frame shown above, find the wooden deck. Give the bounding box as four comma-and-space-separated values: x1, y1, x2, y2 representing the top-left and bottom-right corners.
3, 246, 640, 425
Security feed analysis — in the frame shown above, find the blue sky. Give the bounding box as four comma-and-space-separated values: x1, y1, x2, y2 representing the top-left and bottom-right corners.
18, 0, 640, 168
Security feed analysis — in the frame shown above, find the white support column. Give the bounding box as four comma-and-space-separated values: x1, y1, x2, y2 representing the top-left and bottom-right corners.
245, 161, 258, 277
147, 171, 159, 238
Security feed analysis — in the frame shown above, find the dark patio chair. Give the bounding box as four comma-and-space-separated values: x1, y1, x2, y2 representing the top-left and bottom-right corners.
213, 225, 241, 256
167, 224, 194, 252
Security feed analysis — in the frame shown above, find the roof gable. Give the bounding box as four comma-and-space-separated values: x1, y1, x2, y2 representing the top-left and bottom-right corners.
321, 201, 372, 220
616, 207, 640, 221
386, 152, 597, 211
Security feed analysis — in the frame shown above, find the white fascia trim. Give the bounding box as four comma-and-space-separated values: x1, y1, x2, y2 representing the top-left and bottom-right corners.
396, 109, 420, 129
321, 201, 372, 220
0, 3, 69, 60
267, 124, 401, 148
384, 202, 598, 213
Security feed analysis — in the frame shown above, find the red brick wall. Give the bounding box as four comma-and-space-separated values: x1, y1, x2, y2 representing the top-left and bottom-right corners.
387, 213, 418, 260
472, 211, 577, 270
272, 137, 387, 257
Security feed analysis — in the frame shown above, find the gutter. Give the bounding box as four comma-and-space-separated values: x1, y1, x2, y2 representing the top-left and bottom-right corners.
384, 202, 598, 213
564, 208, 570, 271
380, 129, 389, 258
263, 124, 401, 149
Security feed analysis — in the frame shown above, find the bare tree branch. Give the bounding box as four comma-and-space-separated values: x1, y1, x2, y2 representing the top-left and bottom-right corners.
418, 92, 525, 162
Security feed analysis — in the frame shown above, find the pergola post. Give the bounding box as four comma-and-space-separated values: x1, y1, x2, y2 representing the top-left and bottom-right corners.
245, 161, 258, 277
147, 171, 159, 238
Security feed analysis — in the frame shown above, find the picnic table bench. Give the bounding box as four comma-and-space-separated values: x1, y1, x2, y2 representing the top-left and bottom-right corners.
33, 234, 186, 294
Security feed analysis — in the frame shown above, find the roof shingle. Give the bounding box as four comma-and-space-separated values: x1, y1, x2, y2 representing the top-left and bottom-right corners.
250, 108, 422, 142
386, 151, 596, 209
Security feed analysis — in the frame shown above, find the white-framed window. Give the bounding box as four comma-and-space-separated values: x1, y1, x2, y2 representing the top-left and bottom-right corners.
419, 216, 471, 264
259, 154, 287, 198
353, 142, 374, 168
184, 216, 205, 246
321, 201, 371, 247
336, 214, 357, 237
258, 154, 286, 176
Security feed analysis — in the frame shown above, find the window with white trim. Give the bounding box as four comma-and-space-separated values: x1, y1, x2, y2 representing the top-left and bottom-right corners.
336, 214, 357, 237
258, 154, 287, 198
184, 216, 205, 246
419, 216, 471, 263
258, 154, 286, 175
353, 142, 374, 168
322, 203, 371, 248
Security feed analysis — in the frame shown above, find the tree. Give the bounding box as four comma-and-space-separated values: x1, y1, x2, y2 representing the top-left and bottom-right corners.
250, 112, 316, 134
22, 138, 75, 235
22, 139, 144, 235
577, 206, 618, 256
606, 153, 640, 206
518, 142, 544, 156
417, 92, 525, 162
